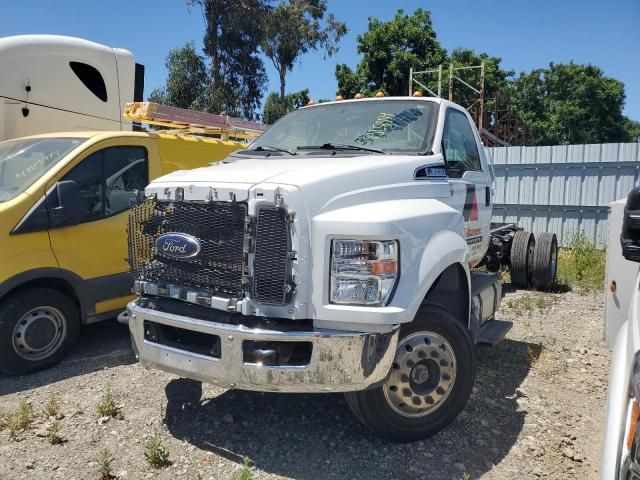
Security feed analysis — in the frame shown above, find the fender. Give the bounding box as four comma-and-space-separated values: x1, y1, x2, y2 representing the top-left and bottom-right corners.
0, 267, 95, 320
409, 229, 470, 325
311, 198, 470, 327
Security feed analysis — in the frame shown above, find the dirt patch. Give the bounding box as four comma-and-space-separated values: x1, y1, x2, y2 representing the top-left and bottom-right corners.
0, 287, 609, 480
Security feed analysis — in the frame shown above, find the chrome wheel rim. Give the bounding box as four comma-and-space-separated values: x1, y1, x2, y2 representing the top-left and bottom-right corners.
12, 306, 66, 361
383, 331, 457, 417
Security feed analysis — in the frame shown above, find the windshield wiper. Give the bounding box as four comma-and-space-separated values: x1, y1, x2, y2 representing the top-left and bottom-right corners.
297, 143, 388, 155
253, 145, 297, 155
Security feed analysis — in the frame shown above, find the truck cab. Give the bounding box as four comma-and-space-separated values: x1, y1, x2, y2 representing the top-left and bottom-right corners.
0, 131, 242, 374
126, 97, 549, 441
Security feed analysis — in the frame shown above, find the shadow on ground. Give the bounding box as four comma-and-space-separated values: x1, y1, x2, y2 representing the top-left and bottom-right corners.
164, 338, 540, 479
0, 319, 134, 396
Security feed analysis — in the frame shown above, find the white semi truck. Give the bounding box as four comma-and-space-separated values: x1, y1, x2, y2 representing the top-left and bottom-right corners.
0, 34, 144, 141
124, 96, 558, 441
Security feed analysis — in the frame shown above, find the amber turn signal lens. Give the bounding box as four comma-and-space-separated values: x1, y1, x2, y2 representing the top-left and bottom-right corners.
370, 260, 397, 275
627, 401, 640, 450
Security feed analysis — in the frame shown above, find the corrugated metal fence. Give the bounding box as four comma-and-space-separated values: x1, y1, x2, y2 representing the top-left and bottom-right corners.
488, 142, 640, 247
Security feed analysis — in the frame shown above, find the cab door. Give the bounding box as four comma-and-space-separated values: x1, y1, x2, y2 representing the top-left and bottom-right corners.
441, 107, 492, 267
46, 139, 157, 317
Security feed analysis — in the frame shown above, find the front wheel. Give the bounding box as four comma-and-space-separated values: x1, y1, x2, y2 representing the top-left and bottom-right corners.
0, 288, 80, 375
345, 307, 476, 442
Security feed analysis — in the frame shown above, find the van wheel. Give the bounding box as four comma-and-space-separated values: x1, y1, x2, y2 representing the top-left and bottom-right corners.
0, 288, 80, 375
510, 230, 535, 288
344, 306, 476, 442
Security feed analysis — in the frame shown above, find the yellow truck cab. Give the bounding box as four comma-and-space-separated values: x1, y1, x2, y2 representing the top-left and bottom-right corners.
0, 130, 242, 374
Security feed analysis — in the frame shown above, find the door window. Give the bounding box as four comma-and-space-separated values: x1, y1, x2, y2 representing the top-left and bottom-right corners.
60, 146, 148, 223
442, 109, 482, 178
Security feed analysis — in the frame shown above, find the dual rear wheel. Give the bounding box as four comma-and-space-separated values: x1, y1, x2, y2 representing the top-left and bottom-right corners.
510, 231, 558, 290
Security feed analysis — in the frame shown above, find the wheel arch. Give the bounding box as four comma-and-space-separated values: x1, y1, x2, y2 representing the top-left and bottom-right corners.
406, 228, 471, 329
0, 268, 95, 321
420, 263, 470, 330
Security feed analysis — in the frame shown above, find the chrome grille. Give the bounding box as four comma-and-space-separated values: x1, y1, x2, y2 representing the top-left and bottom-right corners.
252, 206, 291, 304
128, 198, 247, 297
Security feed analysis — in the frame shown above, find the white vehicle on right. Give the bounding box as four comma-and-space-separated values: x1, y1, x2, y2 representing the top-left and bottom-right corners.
602, 187, 640, 479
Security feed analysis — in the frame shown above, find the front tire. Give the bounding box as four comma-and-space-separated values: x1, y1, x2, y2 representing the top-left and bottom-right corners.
0, 288, 80, 375
345, 307, 476, 442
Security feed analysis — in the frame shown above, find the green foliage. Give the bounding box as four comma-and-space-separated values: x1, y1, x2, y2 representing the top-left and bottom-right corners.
557, 232, 606, 291
4, 400, 34, 439
336, 9, 446, 97
262, 89, 310, 124
144, 432, 171, 469
624, 117, 640, 141
445, 48, 513, 107
97, 448, 115, 480
147, 42, 208, 110
509, 63, 634, 145
43, 392, 61, 418
188, 0, 268, 120
335, 7, 639, 143
262, 0, 346, 100
506, 293, 550, 316
231, 457, 253, 480
47, 420, 63, 445
96, 388, 123, 420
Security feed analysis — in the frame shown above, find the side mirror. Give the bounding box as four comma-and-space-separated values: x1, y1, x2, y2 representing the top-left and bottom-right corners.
621, 187, 640, 262
49, 180, 84, 227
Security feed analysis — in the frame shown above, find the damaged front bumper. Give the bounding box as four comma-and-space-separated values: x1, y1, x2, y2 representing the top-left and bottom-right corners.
128, 300, 399, 393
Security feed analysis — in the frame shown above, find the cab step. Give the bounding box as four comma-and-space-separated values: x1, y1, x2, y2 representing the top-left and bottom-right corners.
478, 319, 513, 345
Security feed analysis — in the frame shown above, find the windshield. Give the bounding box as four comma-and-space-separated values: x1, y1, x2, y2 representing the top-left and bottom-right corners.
249, 99, 438, 155
0, 137, 86, 202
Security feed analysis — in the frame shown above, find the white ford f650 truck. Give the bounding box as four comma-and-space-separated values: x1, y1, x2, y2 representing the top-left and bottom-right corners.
125, 96, 557, 441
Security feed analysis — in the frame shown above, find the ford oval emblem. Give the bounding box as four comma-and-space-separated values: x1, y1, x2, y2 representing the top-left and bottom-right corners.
155, 233, 201, 259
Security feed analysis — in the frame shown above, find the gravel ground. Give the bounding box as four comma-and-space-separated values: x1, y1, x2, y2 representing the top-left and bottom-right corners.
0, 287, 609, 480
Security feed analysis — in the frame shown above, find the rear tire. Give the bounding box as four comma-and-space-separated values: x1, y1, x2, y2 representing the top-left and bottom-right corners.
0, 288, 80, 375
510, 230, 535, 288
344, 307, 475, 442
532, 232, 558, 290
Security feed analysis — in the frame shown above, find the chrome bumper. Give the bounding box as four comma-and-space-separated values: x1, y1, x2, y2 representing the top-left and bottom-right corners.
128, 301, 399, 393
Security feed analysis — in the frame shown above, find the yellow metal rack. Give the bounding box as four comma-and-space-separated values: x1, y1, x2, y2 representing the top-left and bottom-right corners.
123, 102, 266, 140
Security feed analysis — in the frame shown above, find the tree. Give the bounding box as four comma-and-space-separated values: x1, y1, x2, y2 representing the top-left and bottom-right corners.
509, 63, 633, 145
335, 9, 445, 97
624, 118, 640, 141
262, 88, 310, 124
445, 48, 513, 107
262, 0, 347, 101
147, 42, 208, 109
188, 0, 269, 120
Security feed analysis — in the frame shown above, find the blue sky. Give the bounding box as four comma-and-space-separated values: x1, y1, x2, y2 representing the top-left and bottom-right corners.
3, 0, 639, 120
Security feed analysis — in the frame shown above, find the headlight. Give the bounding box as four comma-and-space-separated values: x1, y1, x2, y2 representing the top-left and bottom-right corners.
330, 239, 399, 306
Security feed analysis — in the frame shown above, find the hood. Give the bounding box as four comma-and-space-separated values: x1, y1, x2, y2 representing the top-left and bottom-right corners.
147, 153, 448, 213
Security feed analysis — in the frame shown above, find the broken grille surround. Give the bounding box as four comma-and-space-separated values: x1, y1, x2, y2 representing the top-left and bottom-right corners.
128, 197, 294, 307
